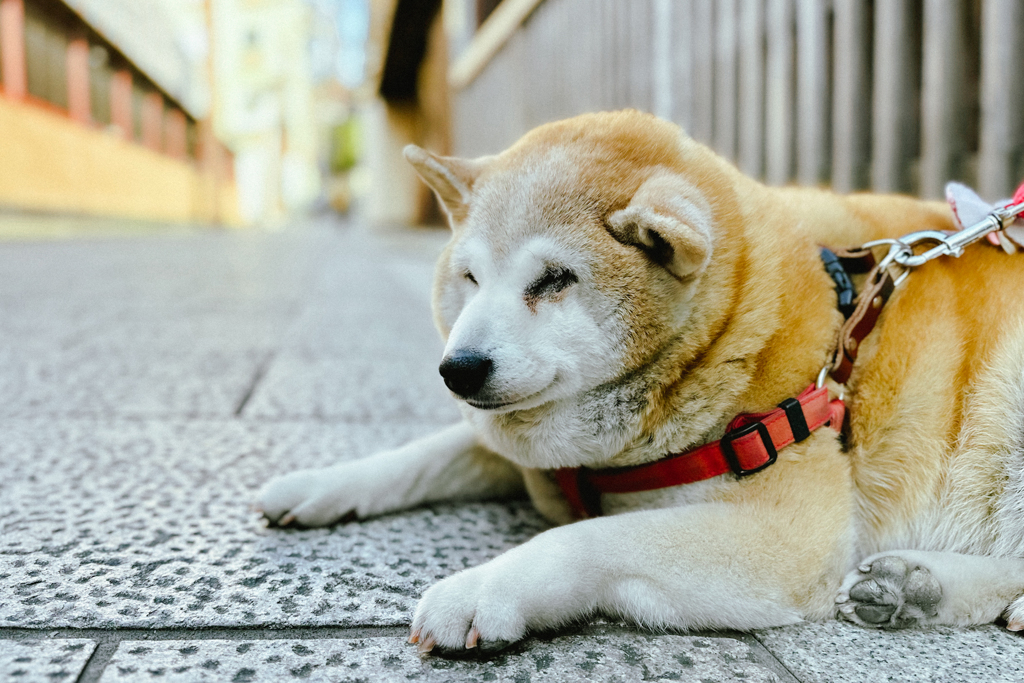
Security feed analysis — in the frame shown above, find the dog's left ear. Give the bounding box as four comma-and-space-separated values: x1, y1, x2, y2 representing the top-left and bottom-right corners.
403, 145, 491, 224
607, 171, 713, 281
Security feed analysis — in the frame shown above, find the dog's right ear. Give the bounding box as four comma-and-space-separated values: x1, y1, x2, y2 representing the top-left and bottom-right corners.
403, 145, 490, 224
606, 171, 713, 282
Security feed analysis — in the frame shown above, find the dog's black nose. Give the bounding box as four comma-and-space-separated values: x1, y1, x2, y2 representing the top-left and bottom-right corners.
439, 352, 493, 398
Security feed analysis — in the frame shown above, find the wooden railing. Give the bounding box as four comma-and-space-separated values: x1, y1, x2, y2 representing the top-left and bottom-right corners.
449, 0, 1024, 200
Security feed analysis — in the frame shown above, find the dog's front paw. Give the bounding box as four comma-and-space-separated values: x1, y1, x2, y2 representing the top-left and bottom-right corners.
410, 564, 530, 657
255, 464, 364, 527
836, 553, 942, 628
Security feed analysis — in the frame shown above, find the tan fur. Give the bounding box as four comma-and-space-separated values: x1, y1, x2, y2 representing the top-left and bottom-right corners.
258, 110, 1024, 649
405, 110, 1024, 638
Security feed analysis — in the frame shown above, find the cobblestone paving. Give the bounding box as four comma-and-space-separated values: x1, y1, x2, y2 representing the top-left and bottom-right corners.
1, 217, 1021, 682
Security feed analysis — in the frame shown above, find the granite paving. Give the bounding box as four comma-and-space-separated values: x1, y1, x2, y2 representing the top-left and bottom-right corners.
0, 639, 96, 681
0, 418, 545, 629
1, 214, 1022, 682
756, 622, 1024, 683
97, 632, 780, 683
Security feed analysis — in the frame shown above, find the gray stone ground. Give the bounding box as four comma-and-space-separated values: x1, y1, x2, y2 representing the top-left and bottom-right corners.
1, 215, 1022, 682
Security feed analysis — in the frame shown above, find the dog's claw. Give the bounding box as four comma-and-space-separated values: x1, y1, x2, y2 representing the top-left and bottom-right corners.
466, 627, 480, 649
417, 635, 436, 655
408, 628, 421, 644
278, 513, 296, 527
1007, 620, 1024, 632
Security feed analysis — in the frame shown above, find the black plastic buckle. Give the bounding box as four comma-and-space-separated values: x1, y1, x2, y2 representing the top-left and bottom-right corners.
778, 397, 811, 442
721, 422, 778, 477
820, 247, 857, 318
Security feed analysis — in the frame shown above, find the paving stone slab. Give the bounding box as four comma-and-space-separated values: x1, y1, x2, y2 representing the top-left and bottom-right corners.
0, 418, 544, 629
0, 344, 269, 418
0, 301, 293, 353
98, 632, 778, 683
0, 638, 96, 682
0, 226, 331, 307
243, 354, 461, 423
757, 621, 1024, 683
242, 231, 455, 422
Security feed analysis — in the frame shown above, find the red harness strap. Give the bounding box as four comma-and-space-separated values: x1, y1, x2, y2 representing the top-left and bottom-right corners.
554, 384, 845, 519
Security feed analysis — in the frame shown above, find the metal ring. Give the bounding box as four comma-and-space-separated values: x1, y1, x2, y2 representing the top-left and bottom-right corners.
816, 364, 830, 389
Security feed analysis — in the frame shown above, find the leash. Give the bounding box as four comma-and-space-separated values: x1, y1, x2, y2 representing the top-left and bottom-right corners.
824, 182, 1024, 385
554, 181, 1024, 520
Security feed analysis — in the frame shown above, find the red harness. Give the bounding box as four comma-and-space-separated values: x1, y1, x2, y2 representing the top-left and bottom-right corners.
555, 384, 846, 519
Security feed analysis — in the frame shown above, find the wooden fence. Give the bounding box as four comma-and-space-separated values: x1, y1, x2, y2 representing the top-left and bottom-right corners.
448, 0, 1024, 200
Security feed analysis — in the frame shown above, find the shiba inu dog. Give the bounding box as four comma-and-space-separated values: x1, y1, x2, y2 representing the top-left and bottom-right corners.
256, 110, 1024, 654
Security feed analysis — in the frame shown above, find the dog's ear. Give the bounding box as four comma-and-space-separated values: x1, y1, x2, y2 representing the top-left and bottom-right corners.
403, 145, 490, 224
607, 171, 713, 281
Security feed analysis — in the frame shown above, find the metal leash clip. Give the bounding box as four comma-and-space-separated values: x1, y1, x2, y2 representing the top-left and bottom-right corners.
860, 198, 1024, 287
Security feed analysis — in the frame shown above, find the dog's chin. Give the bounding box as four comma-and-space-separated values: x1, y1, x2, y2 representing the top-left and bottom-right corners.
464, 386, 554, 413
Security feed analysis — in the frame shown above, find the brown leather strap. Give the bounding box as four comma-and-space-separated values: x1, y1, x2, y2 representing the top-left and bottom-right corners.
829, 263, 896, 384
832, 246, 878, 274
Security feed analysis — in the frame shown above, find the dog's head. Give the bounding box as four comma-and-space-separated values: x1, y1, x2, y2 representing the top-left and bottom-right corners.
406, 111, 739, 415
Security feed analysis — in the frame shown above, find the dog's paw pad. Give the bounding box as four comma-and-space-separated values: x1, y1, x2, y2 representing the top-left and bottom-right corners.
838, 554, 942, 628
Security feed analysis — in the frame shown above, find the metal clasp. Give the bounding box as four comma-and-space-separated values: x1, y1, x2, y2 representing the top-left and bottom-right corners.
864, 200, 1024, 278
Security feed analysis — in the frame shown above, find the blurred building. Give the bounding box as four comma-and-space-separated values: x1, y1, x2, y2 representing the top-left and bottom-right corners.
0, 0, 240, 224
209, 0, 322, 225
0, 0, 333, 227
362, 0, 450, 227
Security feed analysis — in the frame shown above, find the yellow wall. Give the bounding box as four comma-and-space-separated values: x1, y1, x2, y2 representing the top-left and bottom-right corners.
0, 97, 241, 225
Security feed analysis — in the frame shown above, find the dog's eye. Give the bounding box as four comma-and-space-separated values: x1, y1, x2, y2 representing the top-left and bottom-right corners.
526, 266, 577, 300
464, 271, 477, 285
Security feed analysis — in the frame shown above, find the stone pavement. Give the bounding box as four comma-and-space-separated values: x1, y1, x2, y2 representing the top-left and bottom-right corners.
1, 216, 1022, 683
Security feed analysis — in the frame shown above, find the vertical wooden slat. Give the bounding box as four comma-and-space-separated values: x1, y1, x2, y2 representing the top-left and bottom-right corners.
600, 0, 614, 110
610, 0, 626, 108
629, 0, 653, 111
142, 92, 163, 151
921, 0, 968, 199
796, 0, 830, 186
738, 0, 764, 178
66, 34, 91, 123
979, 0, 1024, 199
509, 28, 526, 146
871, 0, 919, 193
690, 0, 714, 144
0, 0, 27, 99
831, 0, 871, 192
541, 2, 554, 123
555, 0, 564, 119
165, 108, 188, 160
652, 0, 672, 120
714, 0, 737, 161
579, 0, 597, 113
671, 0, 694, 133
110, 69, 133, 140
765, 0, 795, 185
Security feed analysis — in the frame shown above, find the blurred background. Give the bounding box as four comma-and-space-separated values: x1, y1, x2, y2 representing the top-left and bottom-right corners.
0, 0, 1021, 232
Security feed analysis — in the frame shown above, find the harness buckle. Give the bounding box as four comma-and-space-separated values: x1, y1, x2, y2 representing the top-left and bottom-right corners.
721, 421, 777, 477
